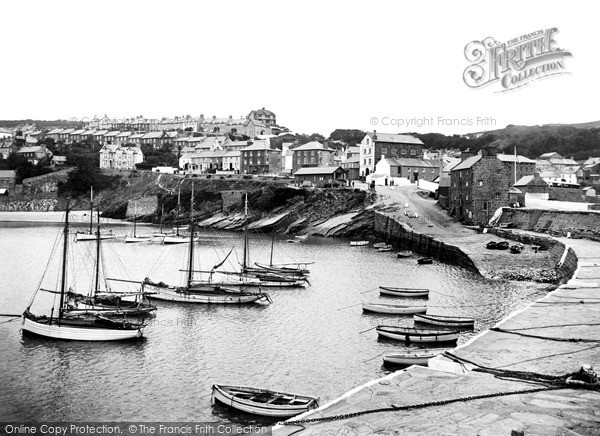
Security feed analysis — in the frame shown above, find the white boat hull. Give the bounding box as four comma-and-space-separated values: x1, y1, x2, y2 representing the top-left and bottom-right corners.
362, 303, 427, 314
383, 351, 445, 366
125, 237, 151, 243
350, 241, 369, 246
376, 327, 459, 343
163, 236, 189, 244
413, 314, 475, 327
21, 317, 144, 341
212, 385, 317, 418
144, 284, 266, 304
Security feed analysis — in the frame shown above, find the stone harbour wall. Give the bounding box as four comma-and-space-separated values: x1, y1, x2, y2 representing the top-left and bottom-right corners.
0, 197, 58, 211
499, 208, 600, 241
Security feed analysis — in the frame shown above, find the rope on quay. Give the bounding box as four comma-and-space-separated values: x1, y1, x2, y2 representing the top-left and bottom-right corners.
360, 286, 380, 294
443, 352, 600, 390
279, 354, 600, 426
489, 327, 600, 343
280, 385, 565, 426
0, 314, 22, 317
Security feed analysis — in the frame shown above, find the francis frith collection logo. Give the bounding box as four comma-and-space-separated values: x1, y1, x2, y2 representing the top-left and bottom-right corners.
463, 28, 572, 92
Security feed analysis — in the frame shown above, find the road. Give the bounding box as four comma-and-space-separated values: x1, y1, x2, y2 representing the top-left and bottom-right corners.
365, 183, 475, 238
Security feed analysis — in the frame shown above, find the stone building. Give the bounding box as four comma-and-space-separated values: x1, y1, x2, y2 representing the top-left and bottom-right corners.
240, 140, 281, 174
0, 170, 16, 194
291, 141, 335, 173
496, 153, 537, 185
449, 145, 511, 225
514, 173, 549, 206
374, 157, 439, 183
359, 131, 424, 178
99, 144, 144, 170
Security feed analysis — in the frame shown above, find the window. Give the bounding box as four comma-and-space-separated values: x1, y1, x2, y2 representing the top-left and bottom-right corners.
381, 148, 388, 154
391, 149, 397, 155
477, 180, 483, 186
465, 181, 468, 186
401, 149, 407, 156
422, 169, 425, 173
483, 201, 489, 211
466, 194, 469, 200
494, 193, 500, 200
366, 138, 370, 145
410, 149, 416, 156
407, 168, 411, 172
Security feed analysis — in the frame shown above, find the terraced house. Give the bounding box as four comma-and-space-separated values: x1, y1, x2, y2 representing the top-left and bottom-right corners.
449, 145, 511, 225
291, 141, 335, 173
359, 131, 424, 178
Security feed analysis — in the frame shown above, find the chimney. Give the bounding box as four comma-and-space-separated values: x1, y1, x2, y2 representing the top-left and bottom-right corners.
229, 115, 232, 120
460, 150, 474, 161
373, 130, 377, 140
481, 144, 497, 158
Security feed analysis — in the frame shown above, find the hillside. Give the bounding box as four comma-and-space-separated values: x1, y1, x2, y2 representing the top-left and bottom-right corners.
416, 121, 600, 160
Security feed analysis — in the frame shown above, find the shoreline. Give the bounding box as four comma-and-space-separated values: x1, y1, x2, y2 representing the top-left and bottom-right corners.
0, 211, 130, 225
275, 233, 600, 435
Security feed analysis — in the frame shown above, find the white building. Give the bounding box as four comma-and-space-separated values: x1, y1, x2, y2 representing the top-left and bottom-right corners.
99, 144, 144, 170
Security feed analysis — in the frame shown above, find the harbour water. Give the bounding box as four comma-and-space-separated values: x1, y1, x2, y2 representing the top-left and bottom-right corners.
0, 216, 552, 423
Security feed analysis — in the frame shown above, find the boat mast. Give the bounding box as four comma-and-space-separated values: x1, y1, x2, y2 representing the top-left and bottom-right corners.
94, 209, 101, 295
58, 201, 70, 322
176, 188, 181, 237
133, 202, 137, 238
242, 192, 249, 271
160, 204, 164, 234
89, 186, 94, 234
269, 228, 275, 267
187, 183, 195, 286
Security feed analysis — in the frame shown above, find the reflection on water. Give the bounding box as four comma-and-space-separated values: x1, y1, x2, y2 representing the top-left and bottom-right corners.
0, 219, 551, 421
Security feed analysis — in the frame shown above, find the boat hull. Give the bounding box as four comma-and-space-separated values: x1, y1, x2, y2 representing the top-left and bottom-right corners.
75, 233, 115, 241
379, 287, 429, 298
163, 236, 190, 244
125, 237, 151, 243
376, 326, 459, 343
363, 304, 426, 314
144, 284, 267, 304
383, 351, 444, 366
350, 241, 369, 246
21, 317, 144, 341
212, 385, 318, 418
413, 314, 474, 327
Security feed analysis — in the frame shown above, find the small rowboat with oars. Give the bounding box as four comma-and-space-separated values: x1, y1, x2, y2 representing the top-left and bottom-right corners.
383, 349, 450, 366
376, 326, 460, 343
414, 313, 475, 328
379, 286, 430, 298
362, 303, 427, 315
211, 384, 319, 418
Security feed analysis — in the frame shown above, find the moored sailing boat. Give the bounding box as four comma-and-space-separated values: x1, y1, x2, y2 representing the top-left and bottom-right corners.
163, 188, 190, 244
22, 203, 146, 341
125, 202, 152, 243
144, 184, 271, 305
75, 187, 115, 241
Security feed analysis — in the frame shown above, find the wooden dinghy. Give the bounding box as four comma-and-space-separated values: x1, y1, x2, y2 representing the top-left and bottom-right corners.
362, 303, 427, 314
417, 257, 433, 264
378, 245, 393, 252
495, 241, 509, 250
397, 250, 412, 258
379, 286, 429, 298
212, 384, 319, 418
373, 242, 388, 249
376, 325, 460, 343
414, 313, 474, 328
383, 349, 449, 366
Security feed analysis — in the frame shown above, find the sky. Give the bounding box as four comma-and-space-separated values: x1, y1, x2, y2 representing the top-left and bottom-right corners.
0, 0, 597, 136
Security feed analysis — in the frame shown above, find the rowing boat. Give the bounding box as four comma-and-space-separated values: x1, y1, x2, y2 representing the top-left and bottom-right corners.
379, 286, 429, 298
212, 384, 319, 418
414, 313, 474, 327
362, 303, 427, 314
376, 325, 460, 343
383, 349, 449, 366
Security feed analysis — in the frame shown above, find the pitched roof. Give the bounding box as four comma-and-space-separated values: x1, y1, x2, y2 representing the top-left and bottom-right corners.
451, 155, 482, 171
104, 131, 121, 137
70, 129, 86, 135
116, 131, 133, 138
539, 152, 562, 159
81, 129, 96, 135
92, 130, 109, 136
46, 129, 64, 135
391, 158, 438, 167
514, 174, 549, 187
549, 158, 578, 166
293, 141, 333, 152
17, 146, 46, 153
341, 156, 360, 164
365, 132, 423, 145
497, 153, 536, 164
141, 131, 166, 139
294, 166, 344, 175
241, 140, 277, 152
60, 129, 75, 134
0, 170, 16, 177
